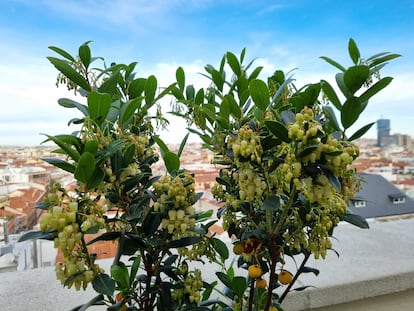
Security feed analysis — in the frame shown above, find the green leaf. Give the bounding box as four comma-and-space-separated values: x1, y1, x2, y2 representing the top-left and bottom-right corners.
163, 152, 180, 174
335, 73, 351, 98
47, 57, 91, 91
79, 43, 92, 69
87, 167, 105, 190
224, 94, 241, 119
186, 84, 195, 100
18, 230, 55, 242
87, 92, 111, 125
75, 295, 105, 311
48, 46, 75, 62
74, 152, 96, 184
249, 79, 270, 111
129, 78, 146, 99
341, 96, 362, 129
321, 80, 342, 110
177, 133, 189, 158
120, 97, 143, 125
168, 236, 202, 248
265, 120, 290, 143
226, 51, 241, 76
86, 232, 121, 245
232, 276, 247, 299
348, 38, 360, 65
152, 136, 170, 158
98, 71, 121, 95
368, 53, 401, 68
320, 56, 346, 72
261, 195, 280, 211
302, 266, 320, 276
92, 274, 115, 296
359, 77, 393, 104
176, 66, 185, 91
216, 271, 232, 289
210, 237, 229, 260
129, 256, 141, 284
57, 98, 89, 116
340, 212, 369, 229
42, 157, 75, 173
111, 263, 130, 289
348, 122, 375, 141
145, 75, 157, 106
42, 134, 80, 162
322, 106, 341, 132
84, 139, 99, 154
343, 65, 369, 94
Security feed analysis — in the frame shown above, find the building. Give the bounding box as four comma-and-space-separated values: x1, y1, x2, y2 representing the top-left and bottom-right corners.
376, 118, 391, 147
348, 173, 414, 218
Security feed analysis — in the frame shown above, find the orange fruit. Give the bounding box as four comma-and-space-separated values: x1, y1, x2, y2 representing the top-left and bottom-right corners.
278, 270, 293, 285
255, 278, 267, 288
248, 264, 262, 279
233, 243, 244, 255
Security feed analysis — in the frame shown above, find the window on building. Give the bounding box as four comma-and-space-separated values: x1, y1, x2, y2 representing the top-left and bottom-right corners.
353, 200, 366, 208
392, 196, 406, 204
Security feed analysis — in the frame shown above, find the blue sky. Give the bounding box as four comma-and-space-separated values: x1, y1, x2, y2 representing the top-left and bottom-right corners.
1, 0, 413, 146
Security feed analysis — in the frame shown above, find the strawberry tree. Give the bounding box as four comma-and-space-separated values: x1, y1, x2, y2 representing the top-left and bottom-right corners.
169, 39, 399, 310
19, 42, 228, 311
19, 39, 399, 311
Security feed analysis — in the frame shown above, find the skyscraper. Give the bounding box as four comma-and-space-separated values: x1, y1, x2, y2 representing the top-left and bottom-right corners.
377, 118, 390, 147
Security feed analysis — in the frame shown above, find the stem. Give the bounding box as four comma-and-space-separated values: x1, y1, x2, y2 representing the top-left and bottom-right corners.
248, 279, 255, 311
272, 184, 296, 235
264, 237, 279, 311
278, 252, 311, 303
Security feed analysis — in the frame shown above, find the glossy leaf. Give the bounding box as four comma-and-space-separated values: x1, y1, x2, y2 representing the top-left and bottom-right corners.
129, 77, 146, 99
320, 56, 346, 72
111, 262, 130, 289
369, 53, 401, 67
343, 65, 369, 94
87, 167, 105, 190
42, 134, 80, 162
72, 295, 105, 311
58, 98, 89, 116
176, 66, 185, 91
145, 75, 157, 106
341, 96, 362, 129
302, 266, 320, 276
335, 73, 351, 98
47, 57, 91, 91
261, 195, 280, 211
42, 157, 75, 173
98, 71, 120, 95
210, 237, 229, 260
92, 274, 115, 296
164, 151, 180, 174
226, 51, 241, 76
323, 106, 341, 132
129, 256, 141, 284
216, 271, 232, 289
178, 133, 189, 158
265, 120, 290, 143
79, 43, 92, 69
152, 136, 170, 158
86, 232, 121, 245
74, 152, 95, 184
232, 276, 247, 299
249, 79, 270, 111
87, 92, 111, 125
120, 97, 143, 125
340, 212, 369, 229
348, 38, 360, 65
359, 76, 393, 104
48, 46, 75, 62
348, 122, 375, 141
168, 236, 202, 248
321, 80, 342, 110
18, 230, 55, 242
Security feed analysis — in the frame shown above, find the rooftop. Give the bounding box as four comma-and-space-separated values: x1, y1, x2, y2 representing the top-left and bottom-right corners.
1, 216, 414, 310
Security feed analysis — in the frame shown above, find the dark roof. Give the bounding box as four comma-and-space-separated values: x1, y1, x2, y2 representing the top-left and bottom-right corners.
347, 173, 414, 219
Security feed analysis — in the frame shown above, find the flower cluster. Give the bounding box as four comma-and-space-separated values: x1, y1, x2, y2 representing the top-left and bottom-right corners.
153, 172, 197, 239
39, 185, 106, 290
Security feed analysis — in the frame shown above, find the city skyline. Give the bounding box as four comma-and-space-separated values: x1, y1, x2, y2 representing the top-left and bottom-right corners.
1, 0, 413, 146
